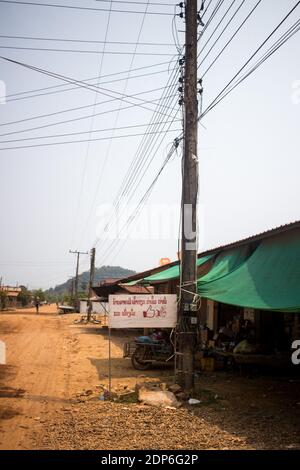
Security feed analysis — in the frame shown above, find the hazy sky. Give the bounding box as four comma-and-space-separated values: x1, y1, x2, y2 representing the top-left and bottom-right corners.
0, 0, 299, 289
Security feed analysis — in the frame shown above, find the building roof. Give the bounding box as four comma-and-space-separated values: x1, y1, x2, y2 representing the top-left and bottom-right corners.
92, 220, 300, 295
118, 284, 154, 294
199, 220, 300, 257
96, 278, 122, 286
0, 286, 21, 293
1, 291, 19, 297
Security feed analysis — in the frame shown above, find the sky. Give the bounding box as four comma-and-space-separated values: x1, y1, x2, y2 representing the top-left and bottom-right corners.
0, 0, 299, 289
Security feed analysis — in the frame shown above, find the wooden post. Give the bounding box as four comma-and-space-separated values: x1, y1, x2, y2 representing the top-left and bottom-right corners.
87, 247, 96, 322
177, 0, 199, 392
69, 249, 88, 312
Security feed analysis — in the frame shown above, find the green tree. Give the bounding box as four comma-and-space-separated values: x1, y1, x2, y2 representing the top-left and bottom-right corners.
0, 291, 7, 310
18, 286, 32, 307
32, 289, 45, 303
63, 293, 71, 304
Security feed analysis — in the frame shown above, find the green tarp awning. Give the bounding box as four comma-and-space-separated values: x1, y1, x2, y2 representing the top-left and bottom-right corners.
199, 245, 252, 283
143, 254, 214, 283
198, 228, 300, 312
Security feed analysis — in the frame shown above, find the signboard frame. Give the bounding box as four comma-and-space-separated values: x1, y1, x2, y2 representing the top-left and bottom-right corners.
108, 294, 178, 329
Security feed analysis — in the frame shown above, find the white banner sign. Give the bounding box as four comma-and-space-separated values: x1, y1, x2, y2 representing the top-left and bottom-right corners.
108, 294, 177, 328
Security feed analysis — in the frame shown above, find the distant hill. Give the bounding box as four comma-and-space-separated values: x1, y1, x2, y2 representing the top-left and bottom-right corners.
46, 265, 136, 297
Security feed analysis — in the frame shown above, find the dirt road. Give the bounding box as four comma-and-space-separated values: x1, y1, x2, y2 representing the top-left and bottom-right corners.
0, 305, 299, 450
0, 304, 150, 449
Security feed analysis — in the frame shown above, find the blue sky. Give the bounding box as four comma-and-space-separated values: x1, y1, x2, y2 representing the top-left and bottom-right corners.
0, 0, 299, 289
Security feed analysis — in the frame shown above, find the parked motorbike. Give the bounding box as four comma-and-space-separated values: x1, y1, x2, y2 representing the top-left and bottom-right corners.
123, 333, 174, 370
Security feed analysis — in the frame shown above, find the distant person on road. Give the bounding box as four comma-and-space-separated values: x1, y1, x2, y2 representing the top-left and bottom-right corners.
35, 299, 40, 314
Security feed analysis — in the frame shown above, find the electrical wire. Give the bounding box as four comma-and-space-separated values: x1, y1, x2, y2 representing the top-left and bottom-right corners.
0, 92, 178, 138
94, 131, 181, 264
70, 0, 112, 255
94, 1, 300, 269
78, 0, 180, 248
199, 0, 237, 55
201, 17, 300, 119
0, 55, 178, 120
92, 94, 180, 260
200, 1, 300, 119
0, 128, 181, 151
89, 97, 179, 260
79, 0, 152, 232
0, 34, 174, 46
0, 45, 175, 56
201, 0, 262, 78
95, 1, 173, 5
84, 3, 183, 260
0, 120, 181, 144
1, 61, 176, 103
202, 0, 214, 18
201, 0, 226, 35
0, 85, 176, 136
0, 0, 174, 15
4, 68, 174, 103
80, 73, 180, 252
97, 67, 179, 238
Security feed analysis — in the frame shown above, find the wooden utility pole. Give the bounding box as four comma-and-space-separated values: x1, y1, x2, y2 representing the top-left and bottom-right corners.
87, 247, 96, 322
68, 277, 74, 303
177, 0, 199, 391
69, 249, 88, 312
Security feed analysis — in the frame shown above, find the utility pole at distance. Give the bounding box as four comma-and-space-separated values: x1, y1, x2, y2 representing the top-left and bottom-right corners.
87, 247, 96, 322
69, 249, 88, 312
178, 0, 199, 392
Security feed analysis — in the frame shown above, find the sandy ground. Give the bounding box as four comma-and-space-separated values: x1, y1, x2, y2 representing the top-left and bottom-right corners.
0, 304, 299, 450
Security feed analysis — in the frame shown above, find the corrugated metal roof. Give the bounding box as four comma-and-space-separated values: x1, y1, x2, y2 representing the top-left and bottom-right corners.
92, 220, 300, 292
118, 284, 154, 294
199, 220, 300, 256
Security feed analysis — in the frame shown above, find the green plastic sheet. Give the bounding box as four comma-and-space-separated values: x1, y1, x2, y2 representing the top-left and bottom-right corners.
200, 245, 252, 283
143, 254, 214, 283
198, 228, 300, 311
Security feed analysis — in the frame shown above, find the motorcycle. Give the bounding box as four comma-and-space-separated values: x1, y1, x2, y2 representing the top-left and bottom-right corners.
123, 332, 174, 370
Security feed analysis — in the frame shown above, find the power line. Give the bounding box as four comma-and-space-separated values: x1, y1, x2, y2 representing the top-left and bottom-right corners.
108, 64, 181, 212
0, 84, 176, 136
201, 17, 300, 119
120, 87, 178, 202
201, 0, 262, 78
0, 93, 177, 138
0, 45, 174, 56
0, 34, 174, 46
94, 135, 181, 263
0, 128, 181, 151
199, 0, 238, 55
1, 60, 176, 102
92, 91, 180, 256
94, 66, 180, 239
0, 55, 177, 118
0, 0, 174, 15
201, 0, 226, 35
70, 0, 112, 254
200, 1, 300, 119
4, 68, 175, 104
87, 93, 180, 257
95, 1, 173, 5
0, 120, 181, 144
202, 0, 214, 18
77, 0, 154, 249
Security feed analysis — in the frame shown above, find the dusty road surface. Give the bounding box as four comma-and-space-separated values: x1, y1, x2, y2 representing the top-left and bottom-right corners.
0, 304, 168, 450
0, 305, 300, 450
